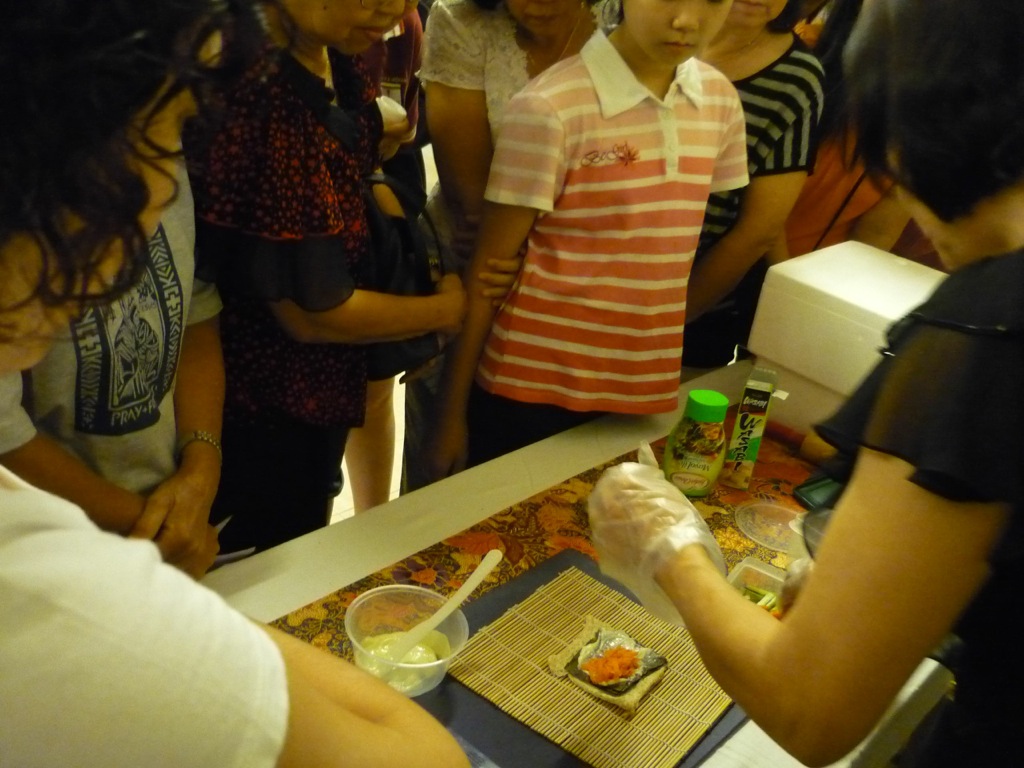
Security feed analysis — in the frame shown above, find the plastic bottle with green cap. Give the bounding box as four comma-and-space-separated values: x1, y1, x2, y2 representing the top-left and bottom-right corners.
663, 389, 729, 498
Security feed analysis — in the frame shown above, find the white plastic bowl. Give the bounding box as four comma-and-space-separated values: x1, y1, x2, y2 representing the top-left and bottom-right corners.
344, 584, 469, 697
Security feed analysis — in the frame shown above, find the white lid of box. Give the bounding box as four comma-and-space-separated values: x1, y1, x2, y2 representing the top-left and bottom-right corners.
748, 241, 946, 396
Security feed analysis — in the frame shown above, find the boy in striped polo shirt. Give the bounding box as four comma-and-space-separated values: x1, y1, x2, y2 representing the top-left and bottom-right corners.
427, 0, 749, 479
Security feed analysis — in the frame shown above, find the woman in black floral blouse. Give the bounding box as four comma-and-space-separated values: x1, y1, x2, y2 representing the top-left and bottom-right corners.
188, 0, 466, 553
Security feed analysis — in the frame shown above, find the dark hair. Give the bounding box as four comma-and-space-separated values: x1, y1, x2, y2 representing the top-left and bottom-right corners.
767, 0, 805, 33
472, 0, 602, 11
813, 0, 862, 141
601, 0, 802, 35
845, 0, 1024, 221
0, 0, 255, 312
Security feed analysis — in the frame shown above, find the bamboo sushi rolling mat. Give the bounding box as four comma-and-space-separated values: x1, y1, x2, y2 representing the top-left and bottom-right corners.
448, 566, 732, 768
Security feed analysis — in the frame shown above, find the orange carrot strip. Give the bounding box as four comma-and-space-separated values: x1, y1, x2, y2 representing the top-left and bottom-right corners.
580, 646, 641, 684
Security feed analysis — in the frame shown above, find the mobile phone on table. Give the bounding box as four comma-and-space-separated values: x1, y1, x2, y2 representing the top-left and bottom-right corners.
793, 470, 845, 511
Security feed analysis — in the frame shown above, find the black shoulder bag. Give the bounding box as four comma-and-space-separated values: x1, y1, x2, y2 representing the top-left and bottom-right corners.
362, 170, 446, 381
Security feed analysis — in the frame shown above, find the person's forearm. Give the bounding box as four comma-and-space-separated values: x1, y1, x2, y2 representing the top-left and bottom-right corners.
656, 547, 788, 701
434, 202, 537, 426
0, 434, 144, 533
424, 203, 537, 479
850, 191, 911, 253
688, 173, 808, 321
434, 289, 498, 428
425, 83, 492, 230
686, 226, 780, 321
436, 154, 488, 228
654, 547, 852, 765
173, 317, 224, 490
653, 447, 1006, 766
271, 289, 462, 345
267, 627, 469, 768
120, 316, 224, 571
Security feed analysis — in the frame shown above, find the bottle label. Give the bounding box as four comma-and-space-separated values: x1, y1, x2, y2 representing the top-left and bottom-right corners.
668, 471, 713, 493
664, 416, 726, 496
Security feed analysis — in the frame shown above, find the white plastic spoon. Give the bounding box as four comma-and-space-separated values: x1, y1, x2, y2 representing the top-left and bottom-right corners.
385, 548, 503, 663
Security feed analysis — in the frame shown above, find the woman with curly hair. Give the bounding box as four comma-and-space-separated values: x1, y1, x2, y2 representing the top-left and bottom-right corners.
0, 0, 243, 574
0, 2, 468, 766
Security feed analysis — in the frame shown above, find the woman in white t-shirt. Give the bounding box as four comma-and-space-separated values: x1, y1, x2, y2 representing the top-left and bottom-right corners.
0, 3, 468, 767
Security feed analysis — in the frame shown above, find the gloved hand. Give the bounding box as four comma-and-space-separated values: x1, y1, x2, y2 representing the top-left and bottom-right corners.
588, 443, 726, 624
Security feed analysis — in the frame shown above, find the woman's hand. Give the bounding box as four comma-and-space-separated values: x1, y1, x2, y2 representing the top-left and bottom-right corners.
271, 276, 467, 345
588, 458, 726, 579
434, 273, 467, 337
131, 444, 221, 578
424, 413, 469, 483
478, 252, 525, 305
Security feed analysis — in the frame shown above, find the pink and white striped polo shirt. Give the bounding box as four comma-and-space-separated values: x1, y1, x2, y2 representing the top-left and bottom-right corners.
478, 31, 748, 414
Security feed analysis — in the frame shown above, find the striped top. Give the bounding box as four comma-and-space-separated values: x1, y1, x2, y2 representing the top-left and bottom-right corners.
698, 39, 824, 255
479, 32, 748, 415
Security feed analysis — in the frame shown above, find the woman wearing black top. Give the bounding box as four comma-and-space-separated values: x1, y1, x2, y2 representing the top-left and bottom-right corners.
590, 1, 1024, 764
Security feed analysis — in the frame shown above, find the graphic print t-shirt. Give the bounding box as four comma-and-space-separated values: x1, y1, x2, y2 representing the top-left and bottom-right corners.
0, 177, 221, 494
73, 223, 185, 436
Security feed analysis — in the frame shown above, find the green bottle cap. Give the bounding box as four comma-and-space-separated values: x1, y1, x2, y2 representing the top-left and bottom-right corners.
683, 389, 729, 423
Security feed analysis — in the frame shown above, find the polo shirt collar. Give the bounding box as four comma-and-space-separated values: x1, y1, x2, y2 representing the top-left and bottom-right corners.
581, 31, 704, 118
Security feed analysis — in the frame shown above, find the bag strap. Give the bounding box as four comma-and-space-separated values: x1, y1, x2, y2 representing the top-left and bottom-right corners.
366, 170, 446, 276
811, 171, 867, 252
367, 170, 425, 217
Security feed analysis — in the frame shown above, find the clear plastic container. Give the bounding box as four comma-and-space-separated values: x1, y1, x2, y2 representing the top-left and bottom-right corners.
727, 556, 786, 595
734, 499, 803, 553
344, 584, 469, 697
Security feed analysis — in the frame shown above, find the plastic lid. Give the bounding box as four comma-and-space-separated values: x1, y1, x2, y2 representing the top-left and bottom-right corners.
683, 389, 729, 423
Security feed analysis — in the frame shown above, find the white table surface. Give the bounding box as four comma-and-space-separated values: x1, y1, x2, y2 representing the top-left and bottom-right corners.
202, 359, 946, 768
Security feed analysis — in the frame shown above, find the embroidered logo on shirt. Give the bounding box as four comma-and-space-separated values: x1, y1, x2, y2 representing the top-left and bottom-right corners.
581, 142, 641, 167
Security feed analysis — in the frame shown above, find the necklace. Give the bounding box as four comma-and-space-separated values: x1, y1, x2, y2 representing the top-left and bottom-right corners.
520, 7, 586, 75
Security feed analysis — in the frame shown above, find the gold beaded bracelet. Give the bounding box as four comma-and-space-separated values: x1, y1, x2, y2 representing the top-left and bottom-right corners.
176, 430, 223, 463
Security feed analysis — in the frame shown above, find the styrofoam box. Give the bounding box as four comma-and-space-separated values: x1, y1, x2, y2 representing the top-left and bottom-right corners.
747, 241, 946, 433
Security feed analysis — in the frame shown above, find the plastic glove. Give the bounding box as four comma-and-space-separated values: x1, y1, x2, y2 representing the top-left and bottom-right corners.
588, 442, 726, 625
